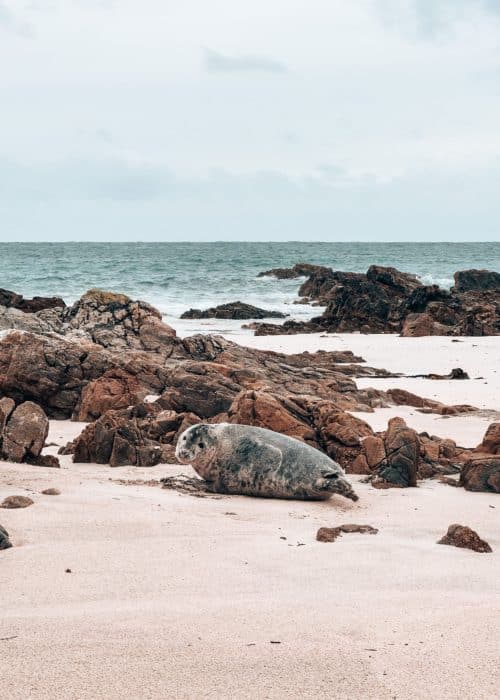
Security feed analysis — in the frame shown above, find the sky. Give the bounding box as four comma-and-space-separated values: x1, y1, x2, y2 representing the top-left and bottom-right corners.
1, 0, 500, 241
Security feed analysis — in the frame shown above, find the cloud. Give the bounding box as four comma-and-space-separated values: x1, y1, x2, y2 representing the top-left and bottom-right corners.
375, 0, 500, 38
204, 48, 287, 74
0, 1, 34, 37
1, 155, 499, 241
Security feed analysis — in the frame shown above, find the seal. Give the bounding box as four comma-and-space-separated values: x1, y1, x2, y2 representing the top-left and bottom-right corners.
175, 423, 359, 502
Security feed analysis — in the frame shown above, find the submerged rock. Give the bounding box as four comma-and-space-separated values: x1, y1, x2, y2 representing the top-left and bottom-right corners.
181, 301, 287, 320
437, 524, 492, 553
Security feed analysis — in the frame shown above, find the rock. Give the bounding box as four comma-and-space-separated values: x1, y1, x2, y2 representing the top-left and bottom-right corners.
453, 269, 500, 293
1, 401, 49, 463
316, 524, 378, 542
376, 417, 419, 487
459, 458, 500, 493
225, 390, 317, 444
0, 397, 15, 433
263, 263, 500, 336
34, 455, 61, 468
0, 306, 64, 335
0, 523, 12, 549
476, 422, 500, 455
258, 263, 330, 280
437, 524, 492, 553
401, 313, 450, 337
63, 288, 178, 354
41, 488, 61, 495
70, 404, 181, 467
181, 301, 287, 320
75, 368, 147, 421
0, 288, 65, 313
361, 436, 386, 469
0, 495, 34, 509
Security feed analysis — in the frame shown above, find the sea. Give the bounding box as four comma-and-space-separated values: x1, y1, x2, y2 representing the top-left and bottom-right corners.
1, 241, 498, 336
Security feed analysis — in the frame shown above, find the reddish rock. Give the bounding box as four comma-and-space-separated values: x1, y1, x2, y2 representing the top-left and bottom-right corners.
361, 436, 386, 470
437, 524, 492, 553
476, 422, 500, 455
226, 390, 316, 443
401, 313, 449, 337
76, 369, 147, 421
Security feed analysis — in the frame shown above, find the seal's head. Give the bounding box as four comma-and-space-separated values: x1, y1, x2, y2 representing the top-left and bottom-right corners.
175, 423, 218, 465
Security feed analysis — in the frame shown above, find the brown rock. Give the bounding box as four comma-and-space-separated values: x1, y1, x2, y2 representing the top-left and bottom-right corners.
437, 524, 492, 553
476, 422, 500, 455
41, 488, 61, 495
361, 436, 386, 469
316, 524, 378, 542
459, 458, 500, 493
377, 417, 419, 487
76, 368, 147, 422
1, 495, 34, 509
1, 401, 49, 463
0, 396, 15, 433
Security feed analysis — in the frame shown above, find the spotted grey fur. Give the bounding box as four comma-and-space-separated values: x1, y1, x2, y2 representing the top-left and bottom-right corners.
175, 423, 358, 502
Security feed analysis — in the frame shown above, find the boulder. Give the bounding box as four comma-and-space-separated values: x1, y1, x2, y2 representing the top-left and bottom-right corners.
459, 458, 500, 493
63, 288, 179, 354
0, 495, 34, 509
401, 313, 450, 337
181, 302, 287, 320
75, 368, 147, 422
453, 269, 500, 293
1, 401, 49, 463
437, 524, 492, 553
476, 422, 500, 455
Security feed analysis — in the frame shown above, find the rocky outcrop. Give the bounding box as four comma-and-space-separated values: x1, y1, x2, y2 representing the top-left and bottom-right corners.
0, 401, 49, 464
254, 264, 500, 336
181, 302, 287, 320
437, 524, 492, 553
68, 403, 198, 467
63, 289, 178, 354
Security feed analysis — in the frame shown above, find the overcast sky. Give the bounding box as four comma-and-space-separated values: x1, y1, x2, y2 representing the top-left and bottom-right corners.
1, 0, 500, 241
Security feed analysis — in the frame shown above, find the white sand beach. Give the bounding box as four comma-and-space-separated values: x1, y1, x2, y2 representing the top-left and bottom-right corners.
1, 333, 499, 700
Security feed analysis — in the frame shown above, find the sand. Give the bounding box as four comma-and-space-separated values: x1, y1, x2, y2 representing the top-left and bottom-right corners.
1, 333, 499, 699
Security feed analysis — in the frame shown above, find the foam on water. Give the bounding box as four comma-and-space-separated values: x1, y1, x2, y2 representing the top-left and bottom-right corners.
0, 241, 498, 335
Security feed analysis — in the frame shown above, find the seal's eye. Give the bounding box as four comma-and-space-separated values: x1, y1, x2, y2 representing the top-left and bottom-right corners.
198, 442, 205, 449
